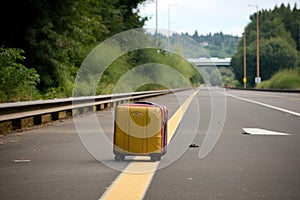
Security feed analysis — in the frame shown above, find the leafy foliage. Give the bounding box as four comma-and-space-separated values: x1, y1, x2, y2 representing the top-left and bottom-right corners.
0, 47, 40, 102
0, 0, 148, 99
189, 31, 240, 58
256, 68, 300, 89
0, 0, 202, 102
198, 67, 239, 87
0, 0, 150, 101
95, 48, 202, 95
231, 3, 300, 87
155, 32, 239, 58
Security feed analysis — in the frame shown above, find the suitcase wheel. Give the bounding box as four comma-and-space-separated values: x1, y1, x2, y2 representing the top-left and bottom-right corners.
114, 155, 125, 161
150, 156, 161, 162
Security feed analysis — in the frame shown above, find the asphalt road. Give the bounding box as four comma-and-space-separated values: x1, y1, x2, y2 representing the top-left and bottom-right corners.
0, 88, 299, 200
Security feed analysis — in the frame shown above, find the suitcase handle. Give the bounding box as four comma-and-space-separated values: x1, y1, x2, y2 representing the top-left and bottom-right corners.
134, 101, 155, 105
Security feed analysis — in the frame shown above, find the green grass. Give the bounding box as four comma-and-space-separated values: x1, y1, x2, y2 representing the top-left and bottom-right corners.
256, 68, 300, 89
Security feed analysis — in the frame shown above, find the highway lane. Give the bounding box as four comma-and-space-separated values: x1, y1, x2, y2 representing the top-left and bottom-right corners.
145, 89, 300, 200
0, 117, 118, 200
226, 89, 300, 114
0, 89, 191, 200
0, 88, 299, 199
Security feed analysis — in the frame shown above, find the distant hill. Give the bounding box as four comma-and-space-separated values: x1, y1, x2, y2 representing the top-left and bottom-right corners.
185, 31, 240, 58
155, 31, 240, 58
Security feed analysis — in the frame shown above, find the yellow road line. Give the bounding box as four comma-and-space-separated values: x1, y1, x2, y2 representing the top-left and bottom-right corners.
99, 89, 199, 200
100, 160, 159, 200
167, 90, 199, 144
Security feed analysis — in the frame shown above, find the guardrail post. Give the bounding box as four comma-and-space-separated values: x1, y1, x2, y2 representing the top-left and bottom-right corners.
21, 117, 34, 129
0, 121, 13, 135
101, 104, 104, 110
59, 111, 68, 119
42, 114, 52, 124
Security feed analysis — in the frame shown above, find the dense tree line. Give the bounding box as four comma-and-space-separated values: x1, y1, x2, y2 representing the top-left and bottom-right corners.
0, 0, 148, 100
0, 0, 202, 102
0, 47, 40, 101
231, 3, 300, 87
189, 31, 240, 58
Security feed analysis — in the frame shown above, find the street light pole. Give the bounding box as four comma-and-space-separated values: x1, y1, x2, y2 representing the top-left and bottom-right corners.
155, 0, 158, 49
243, 27, 247, 88
256, 5, 260, 83
248, 4, 260, 85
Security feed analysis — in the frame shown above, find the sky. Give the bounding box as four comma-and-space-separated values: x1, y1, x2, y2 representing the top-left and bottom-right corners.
138, 0, 299, 37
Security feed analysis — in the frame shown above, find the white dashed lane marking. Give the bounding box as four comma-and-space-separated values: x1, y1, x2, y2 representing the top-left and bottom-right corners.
243, 128, 290, 136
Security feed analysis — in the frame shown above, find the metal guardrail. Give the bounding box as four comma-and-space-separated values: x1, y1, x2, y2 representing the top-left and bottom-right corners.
0, 89, 186, 134
229, 87, 300, 93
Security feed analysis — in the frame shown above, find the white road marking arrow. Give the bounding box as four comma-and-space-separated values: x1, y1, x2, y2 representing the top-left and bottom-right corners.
243, 128, 290, 136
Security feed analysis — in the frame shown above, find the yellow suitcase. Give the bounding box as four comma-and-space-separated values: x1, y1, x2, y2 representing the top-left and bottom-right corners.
113, 102, 168, 161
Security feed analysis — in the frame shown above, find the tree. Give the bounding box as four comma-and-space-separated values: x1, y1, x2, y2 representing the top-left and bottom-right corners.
0, 47, 40, 102
192, 30, 200, 43
274, 3, 300, 51
0, 0, 148, 97
231, 4, 300, 87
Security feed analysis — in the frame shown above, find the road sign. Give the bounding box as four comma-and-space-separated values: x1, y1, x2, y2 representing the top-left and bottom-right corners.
255, 77, 261, 83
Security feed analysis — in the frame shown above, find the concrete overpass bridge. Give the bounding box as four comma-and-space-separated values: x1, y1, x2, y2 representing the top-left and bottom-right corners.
188, 57, 231, 67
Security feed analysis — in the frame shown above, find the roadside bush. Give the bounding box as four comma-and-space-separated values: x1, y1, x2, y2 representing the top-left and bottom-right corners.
256, 68, 300, 89
0, 47, 40, 102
